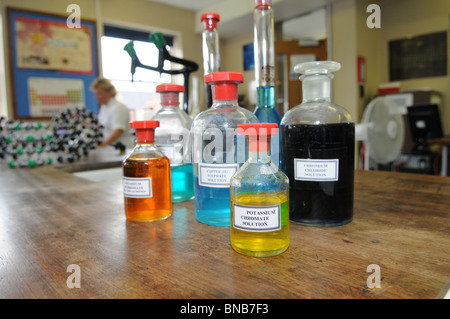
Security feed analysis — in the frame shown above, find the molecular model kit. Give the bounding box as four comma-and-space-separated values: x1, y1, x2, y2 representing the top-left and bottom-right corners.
0, 108, 104, 168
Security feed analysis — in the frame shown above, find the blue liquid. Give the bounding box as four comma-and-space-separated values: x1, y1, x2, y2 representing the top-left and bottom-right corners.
254, 86, 281, 166
171, 164, 194, 202
194, 177, 231, 226
254, 104, 282, 124
253, 86, 282, 124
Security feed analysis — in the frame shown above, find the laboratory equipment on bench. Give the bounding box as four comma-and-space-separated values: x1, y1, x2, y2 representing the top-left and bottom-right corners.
191, 72, 258, 226
230, 123, 289, 257
201, 12, 221, 108
280, 61, 355, 227
122, 120, 172, 222
123, 32, 199, 114
395, 104, 444, 175
151, 84, 194, 202
0, 108, 104, 168
406, 104, 443, 155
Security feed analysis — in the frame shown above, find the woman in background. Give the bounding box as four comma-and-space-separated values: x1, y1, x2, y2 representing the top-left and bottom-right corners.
91, 78, 134, 149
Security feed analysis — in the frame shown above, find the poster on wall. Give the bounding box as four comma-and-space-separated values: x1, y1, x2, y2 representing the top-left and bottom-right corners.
7, 7, 99, 120
15, 16, 93, 73
28, 77, 85, 117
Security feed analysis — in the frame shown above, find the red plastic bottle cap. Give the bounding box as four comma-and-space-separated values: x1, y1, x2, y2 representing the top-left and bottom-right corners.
156, 84, 184, 106
201, 12, 220, 31
255, 0, 271, 9
130, 120, 159, 143
238, 123, 278, 152
205, 72, 243, 101
156, 84, 185, 93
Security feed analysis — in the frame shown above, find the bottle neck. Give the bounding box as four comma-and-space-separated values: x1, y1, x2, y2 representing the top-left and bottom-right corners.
211, 82, 238, 106
202, 30, 220, 75
135, 129, 155, 145
160, 104, 178, 111
160, 92, 180, 106
246, 135, 271, 163
203, 18, 218, 31
248, 149, 271, 164
211, 99, 238, 110
301, 74, 332, 102
256, 86, 275, 108
135, 141, 154, 146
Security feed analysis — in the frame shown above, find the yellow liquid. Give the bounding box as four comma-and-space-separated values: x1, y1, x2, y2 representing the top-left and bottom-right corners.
230, 192, 289, 257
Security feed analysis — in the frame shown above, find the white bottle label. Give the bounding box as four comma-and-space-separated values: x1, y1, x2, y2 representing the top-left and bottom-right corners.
233, 203, 281, 232
123, 177, 152, 198
198, 163, 239, 188
294, 158, 339, 181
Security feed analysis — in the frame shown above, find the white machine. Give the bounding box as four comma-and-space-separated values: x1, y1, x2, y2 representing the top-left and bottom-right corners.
356, 96, 405, 170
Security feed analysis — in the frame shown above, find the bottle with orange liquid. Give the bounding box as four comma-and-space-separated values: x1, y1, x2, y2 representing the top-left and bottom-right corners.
122, 120, 172, 221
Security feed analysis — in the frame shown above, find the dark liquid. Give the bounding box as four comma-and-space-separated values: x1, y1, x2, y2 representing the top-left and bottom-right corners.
205, 84, 213, 108
281, 123, 355, 226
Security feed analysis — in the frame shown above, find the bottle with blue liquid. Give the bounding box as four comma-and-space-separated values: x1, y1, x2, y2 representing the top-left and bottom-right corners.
252, 0, 281, 165
191, 72, 258, 226
152, 84, 194, 202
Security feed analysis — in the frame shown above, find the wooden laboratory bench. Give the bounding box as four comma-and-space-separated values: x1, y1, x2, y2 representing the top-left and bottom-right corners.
0, 163, 449, 300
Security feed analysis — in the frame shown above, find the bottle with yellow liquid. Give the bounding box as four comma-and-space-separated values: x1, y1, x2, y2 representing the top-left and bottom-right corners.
230, 123, 289, 257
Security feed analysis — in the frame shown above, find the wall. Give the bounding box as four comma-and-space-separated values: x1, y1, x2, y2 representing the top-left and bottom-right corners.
379, 0, 450, 135
330, 0, 358, 123
355, 0, 381, 121
0, 0, 204, 118
2, 0, 448, 132
221, 30, 254, 110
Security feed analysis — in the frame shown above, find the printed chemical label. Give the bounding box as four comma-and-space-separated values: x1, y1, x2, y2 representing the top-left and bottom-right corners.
123, 177, 152, 198
294, 158, 339, 181
233, 203, 281, 232
198, 163, 239, 188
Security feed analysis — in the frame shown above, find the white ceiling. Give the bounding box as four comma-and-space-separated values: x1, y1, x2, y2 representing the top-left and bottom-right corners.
282, 8, 326, 41
147, 0, 331, 40
148, 0, 223, 12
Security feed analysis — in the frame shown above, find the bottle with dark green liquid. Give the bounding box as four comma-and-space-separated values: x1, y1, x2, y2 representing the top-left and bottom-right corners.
280, 61, 355, 226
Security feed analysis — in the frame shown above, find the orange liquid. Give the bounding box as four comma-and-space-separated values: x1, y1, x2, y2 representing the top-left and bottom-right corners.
122, 154, 172, 221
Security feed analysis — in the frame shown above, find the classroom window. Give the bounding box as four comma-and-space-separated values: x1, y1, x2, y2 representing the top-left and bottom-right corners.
100, 25, 175, 119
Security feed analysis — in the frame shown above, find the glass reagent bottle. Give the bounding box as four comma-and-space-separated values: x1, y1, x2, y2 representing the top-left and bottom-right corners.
152, 84, 194, 202
201, 12, 220, 108
191, 72, 258, 226
122, 120, 172, 222
280, 61, 355, 227
231, 123, 289, 257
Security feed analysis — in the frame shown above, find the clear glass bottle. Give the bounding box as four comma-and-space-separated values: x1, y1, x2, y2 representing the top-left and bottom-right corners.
201, 12, 221, 108
151, 84, 194, 202
252, 0, 281, 165
191, 72, 258, 226
280, 61, 355, 226
230, 123, 289, 257
122, 120, 172, 222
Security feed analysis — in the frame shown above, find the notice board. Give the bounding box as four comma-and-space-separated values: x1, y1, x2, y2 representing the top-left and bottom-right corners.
389, 31, 447, 81
7, 7, 99, 119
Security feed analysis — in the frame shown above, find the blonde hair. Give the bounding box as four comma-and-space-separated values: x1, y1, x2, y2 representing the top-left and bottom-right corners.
91, 77, 117, 97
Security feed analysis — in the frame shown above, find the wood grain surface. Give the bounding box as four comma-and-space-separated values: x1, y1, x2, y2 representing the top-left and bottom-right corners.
0, 164, 448, 299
